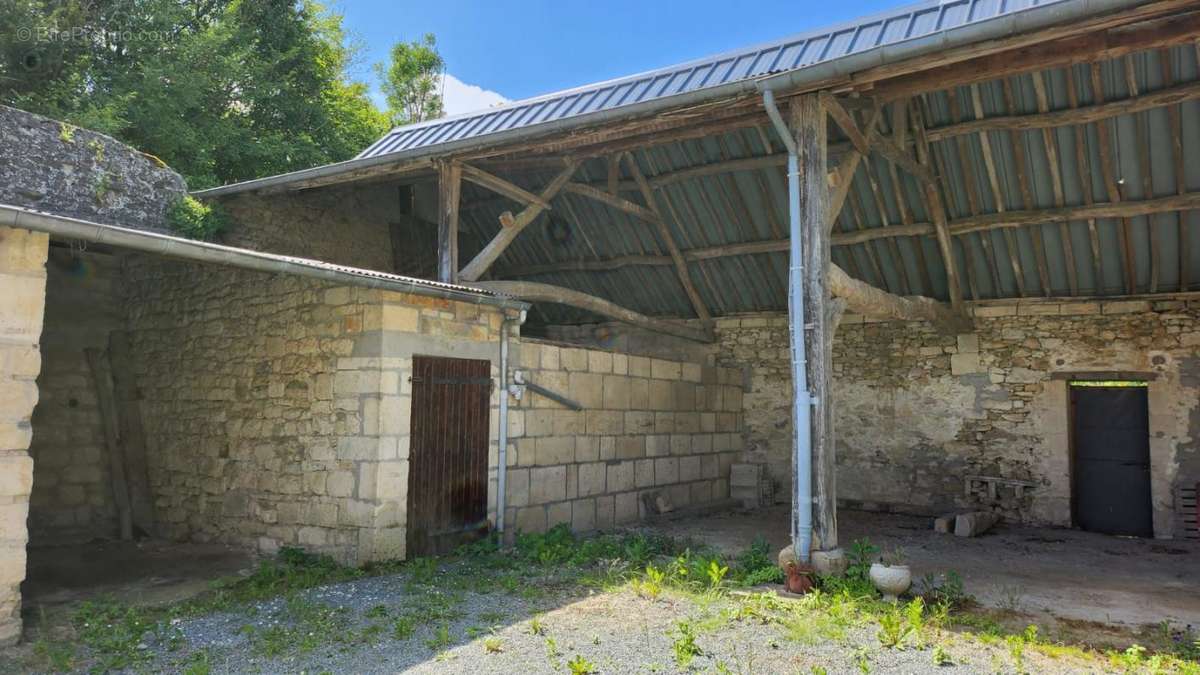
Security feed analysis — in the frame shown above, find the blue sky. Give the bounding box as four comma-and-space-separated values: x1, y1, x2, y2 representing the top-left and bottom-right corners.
340, 0, 901, 115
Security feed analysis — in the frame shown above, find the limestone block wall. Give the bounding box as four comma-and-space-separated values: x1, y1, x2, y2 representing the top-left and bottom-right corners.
714, 299, 1200, 537
0, 226, 50, 646
28, 249, 124, 543
123, 254, 510, 564
503, 340, 744, 534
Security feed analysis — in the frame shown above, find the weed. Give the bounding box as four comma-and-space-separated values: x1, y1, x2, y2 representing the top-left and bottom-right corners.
904, 598, 926, 647
917, 570, 967, 607
529, 614, 546, 635
1006, 634, 1028, 673
853, 647, 872, 673
478, 610, 508, 625
876, 605, 913, 649
997, 584, 1024, 612
425, 624, 452, 651
59, 123, 75, 143
635, 564, 666, 599
365, 604, 389, 619
73, 597, 160, 671
671, 619, 704, 667
393, 616, 416, 640
166, 195, 228, 240
932, 644, 952, 666
33, 636, 76, 672
706, 559, 730, 590
567, 654, 598, 674
545, 636, 562, 658
180, 649, 212, 675
811, 666, 828, 675
483, 637, 504, 654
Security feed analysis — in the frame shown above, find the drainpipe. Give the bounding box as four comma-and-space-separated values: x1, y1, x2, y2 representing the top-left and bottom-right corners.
762, 89, 814, 564
495, 308, 527, 537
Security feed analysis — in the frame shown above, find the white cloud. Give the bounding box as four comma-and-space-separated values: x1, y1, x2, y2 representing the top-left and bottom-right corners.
438, 73, 510, 116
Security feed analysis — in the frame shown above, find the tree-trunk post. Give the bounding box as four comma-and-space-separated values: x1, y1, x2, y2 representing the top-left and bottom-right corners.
792, 94, 843, 573
437, 160, 462, 283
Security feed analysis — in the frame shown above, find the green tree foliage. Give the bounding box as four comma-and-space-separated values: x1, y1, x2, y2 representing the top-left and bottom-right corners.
375, 33, 444, 127
0, 0, 390, 189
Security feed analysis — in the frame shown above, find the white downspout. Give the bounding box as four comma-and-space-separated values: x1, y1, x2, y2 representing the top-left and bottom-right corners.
495, 308, 527, 537
762, 89, 814, 564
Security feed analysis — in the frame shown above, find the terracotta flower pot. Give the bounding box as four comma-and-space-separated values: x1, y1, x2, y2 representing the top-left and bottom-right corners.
869, 563, 911, 601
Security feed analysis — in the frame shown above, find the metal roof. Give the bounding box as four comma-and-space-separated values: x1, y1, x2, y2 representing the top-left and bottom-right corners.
360, 0, 1065, 160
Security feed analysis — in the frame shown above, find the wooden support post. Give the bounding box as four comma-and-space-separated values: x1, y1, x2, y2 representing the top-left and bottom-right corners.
437, 160, 462, 284
108, 331, 153, 534
792, 94, 838, 555
85, 347, 132, 541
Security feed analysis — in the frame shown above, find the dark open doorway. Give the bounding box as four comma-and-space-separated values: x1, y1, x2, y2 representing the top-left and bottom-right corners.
406, 355, 492, 557
1070, 381, 1153, 537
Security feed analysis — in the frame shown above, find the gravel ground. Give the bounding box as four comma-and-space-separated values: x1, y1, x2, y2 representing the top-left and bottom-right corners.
63, 565, 1114, 675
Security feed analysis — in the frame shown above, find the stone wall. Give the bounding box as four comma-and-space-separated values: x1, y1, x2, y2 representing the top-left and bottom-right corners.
0, 226, 50, 646
217, 184, 398, 273
123, 253, 509, 564
28, 249, 124, 543
0, 105, 186, 231
714, 299, 1200, 537
503, 340, 743, 534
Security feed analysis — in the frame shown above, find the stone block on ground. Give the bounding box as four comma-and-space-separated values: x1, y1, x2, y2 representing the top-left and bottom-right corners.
933, 514, 956, 534
954, 510, 1000, 537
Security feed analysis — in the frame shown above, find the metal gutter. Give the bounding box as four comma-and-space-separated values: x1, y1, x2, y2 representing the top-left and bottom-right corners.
495, 307, 528, 537
193, 0, 1144, 200
0, 204, 530, 311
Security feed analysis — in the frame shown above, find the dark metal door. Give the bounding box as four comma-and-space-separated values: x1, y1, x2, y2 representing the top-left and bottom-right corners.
407, 356, 492, 556
1071, 386, 1152, 537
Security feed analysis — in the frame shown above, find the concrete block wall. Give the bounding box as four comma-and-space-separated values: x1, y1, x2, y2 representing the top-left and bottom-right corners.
0, 226, 50, 646
503, 340, 744, 534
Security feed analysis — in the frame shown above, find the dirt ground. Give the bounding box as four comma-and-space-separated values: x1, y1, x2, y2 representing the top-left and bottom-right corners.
650, 506, 1200, 629
22, 539, 255, 617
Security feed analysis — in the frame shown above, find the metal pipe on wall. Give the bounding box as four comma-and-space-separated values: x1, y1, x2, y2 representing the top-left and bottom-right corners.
495, 308, 527, 537
762, 89, 814, 564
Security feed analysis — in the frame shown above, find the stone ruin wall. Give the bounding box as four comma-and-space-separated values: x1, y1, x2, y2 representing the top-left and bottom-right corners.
714, 299, 1200, 537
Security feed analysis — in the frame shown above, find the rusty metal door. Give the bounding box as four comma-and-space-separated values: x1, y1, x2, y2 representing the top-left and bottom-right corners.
1070, 385, 1152, 537
407, 355, 492, 556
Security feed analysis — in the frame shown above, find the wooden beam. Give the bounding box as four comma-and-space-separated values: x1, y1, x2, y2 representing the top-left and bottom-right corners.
951, 192, 1200, 235
870, 6, 1200, 101
108, 331, 153, 535
968, 85, 1019, 295
459, 159, 579, 281
470, 280, 713, 343
870, 128, 935, 185
437, 160, 462, 283
85, 347, 133, 541
1162, 48, 1190, 292
910, 101, 966, 312
829, 264, 972, 333
624, 152, 713, 325
792, 94, 837, 556
926, 78, 1200, 142
1089, 62, 1135, 294
827, 105, 882, 233
820, 91, 871, 155
1001, 78, 1053, 296
458, 162, 551, 209
1125, 56, 1160, 293
1064, 66, 1104, 293
563, 181, 660, 223
1031, 71, 1079, 296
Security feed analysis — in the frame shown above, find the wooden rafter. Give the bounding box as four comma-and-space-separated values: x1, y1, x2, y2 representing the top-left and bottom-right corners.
1030, 71, 1078, 296
562, 181, 659, 222
1063, 66, 1105, 293
910, 99, 966, 311
870, 5, 1200, 101
1001, 78, 1053, 296
458, 162, 552, 209
1161, 48, 1190, 292
967, 85, 1016, 295
458, 159, 579, 282
470, 280, 712, 343
497, 192, 1200, 274
624, 152, 713, 325
926, 78, 1200, 142
1125, 56, 1160, 293
1089, 62, 1137, 294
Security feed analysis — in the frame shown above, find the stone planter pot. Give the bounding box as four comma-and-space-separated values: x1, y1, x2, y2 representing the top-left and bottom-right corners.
869, 563, 912, 601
